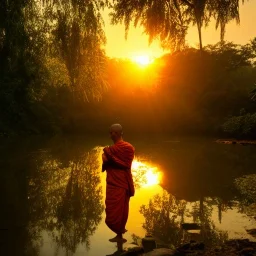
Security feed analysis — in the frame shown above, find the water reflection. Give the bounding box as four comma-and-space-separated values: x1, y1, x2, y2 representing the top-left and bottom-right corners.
131, 159, 162, 188
27, 147, 104, 254
1, 138, 256, 255
140, 191, 186, 246
129, 156, 229, 247
150, 140, 256, 202
139, 191, 228, 248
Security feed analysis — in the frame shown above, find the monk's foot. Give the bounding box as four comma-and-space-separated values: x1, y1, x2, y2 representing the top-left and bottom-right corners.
109, 235, 127, 243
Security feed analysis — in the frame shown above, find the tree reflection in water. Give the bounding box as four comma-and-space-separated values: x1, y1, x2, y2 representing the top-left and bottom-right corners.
140, 191, 186, 246
235, 174, 256, 219
188, 197, 228, 246
27, 147, 104, 254
139, 191, 228, 248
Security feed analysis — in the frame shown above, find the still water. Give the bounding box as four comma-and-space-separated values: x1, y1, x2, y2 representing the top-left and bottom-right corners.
0, 136, 256, 256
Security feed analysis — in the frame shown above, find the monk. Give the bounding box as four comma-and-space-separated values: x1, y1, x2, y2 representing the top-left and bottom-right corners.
102, 124, 135, 243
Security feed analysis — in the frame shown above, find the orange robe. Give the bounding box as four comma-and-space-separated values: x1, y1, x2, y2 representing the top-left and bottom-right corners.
103, 140, 135, 235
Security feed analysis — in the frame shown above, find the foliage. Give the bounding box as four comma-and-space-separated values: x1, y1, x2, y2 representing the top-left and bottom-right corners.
28, 147, 104, 253
140, 191, 228, 247
211, 0, 242, 42
140, 191, 186, 246
222, 113, 256, 139
235, 174, 256, 217
0, 0, 108, 135
94, 40, 256, 136
235, 174, 256, 203
0, 139, 105, 254
110, 0, 189, 50
110, 0, 244, 51
49, 0, 108, 100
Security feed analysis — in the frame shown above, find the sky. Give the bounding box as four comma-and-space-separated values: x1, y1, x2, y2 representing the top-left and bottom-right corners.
102, 1, 256, 59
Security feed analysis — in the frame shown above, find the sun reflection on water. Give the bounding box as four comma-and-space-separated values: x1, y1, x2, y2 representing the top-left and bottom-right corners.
131, 159, 162, 188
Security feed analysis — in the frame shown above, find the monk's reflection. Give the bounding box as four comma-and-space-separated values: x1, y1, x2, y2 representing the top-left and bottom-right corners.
106, 241, 125, 256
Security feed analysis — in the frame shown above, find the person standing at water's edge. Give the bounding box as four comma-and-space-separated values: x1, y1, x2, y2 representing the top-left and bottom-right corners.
102, 124, 135, 243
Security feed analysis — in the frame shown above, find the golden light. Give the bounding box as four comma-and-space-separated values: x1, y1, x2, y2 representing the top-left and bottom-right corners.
131, 159, 162, 187
132, 55, 153, 67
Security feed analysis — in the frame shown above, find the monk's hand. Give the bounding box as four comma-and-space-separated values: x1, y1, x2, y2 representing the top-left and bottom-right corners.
102, 153, 108, 162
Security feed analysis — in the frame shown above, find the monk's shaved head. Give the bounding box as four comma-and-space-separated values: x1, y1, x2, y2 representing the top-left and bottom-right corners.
109, 124, 123, 142
110, 123, 123, 134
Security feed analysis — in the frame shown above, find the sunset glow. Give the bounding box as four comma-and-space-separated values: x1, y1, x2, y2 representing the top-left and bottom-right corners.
131, 159, 162, 187
132, 55, 153, 67
103, 2, 256, 59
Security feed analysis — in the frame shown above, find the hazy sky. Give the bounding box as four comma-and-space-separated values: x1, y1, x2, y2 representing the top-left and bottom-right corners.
102, 1, 256, 59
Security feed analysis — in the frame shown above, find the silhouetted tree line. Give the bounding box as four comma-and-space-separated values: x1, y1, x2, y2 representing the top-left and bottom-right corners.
1, 39, 256, 137
0, 0, 255, 138
91, 40, 256, 138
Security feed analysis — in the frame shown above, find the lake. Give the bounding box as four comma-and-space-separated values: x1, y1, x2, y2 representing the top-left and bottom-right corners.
0, 135, 256, 256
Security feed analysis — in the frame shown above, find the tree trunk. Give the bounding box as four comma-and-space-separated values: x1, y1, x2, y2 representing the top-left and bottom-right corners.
196, 19, 203, 53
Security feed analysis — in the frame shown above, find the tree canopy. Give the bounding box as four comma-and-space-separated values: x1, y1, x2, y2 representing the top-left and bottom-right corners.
0, 0, 108, 134
110, 0, 246, 51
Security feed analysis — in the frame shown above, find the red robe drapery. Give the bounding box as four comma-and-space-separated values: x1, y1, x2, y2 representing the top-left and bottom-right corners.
103, 140, 135, 235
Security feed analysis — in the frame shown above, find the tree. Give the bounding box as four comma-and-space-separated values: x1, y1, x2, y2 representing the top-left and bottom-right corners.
211, 0, 242, 42
110, 0, 189, 51
184, 0, 210, 51
140, 191, 228, 246
0, 0, 109, 134
32, 0, 109, 101
28, 147, 104, 253
0, 0, 46, 132
110, 0, 245, 52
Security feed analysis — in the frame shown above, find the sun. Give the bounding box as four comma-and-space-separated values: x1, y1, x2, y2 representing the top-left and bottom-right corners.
132, 55, 153, 67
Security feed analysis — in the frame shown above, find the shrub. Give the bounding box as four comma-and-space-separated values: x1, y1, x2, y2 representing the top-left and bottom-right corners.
222, 113, 256, 139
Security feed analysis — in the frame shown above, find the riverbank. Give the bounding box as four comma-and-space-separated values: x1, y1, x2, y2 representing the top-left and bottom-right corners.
119, 239, 256, 255
216, 139, 256, 145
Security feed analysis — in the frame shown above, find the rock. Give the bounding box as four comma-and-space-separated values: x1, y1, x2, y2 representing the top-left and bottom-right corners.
145, 248, 175, 256
142, 235, 157, 253
186, 230, 201, 242
216, 139, 256, 145
146, 238, 256, 256
120, 246, 144, 256
178, 243, 191, 250
202, 239, 256, 256
106, 250, 125, 256
190, 242, 205, 250
181, 223, 201, 230
216, 139, 234, 144
177, 242, 205, 251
